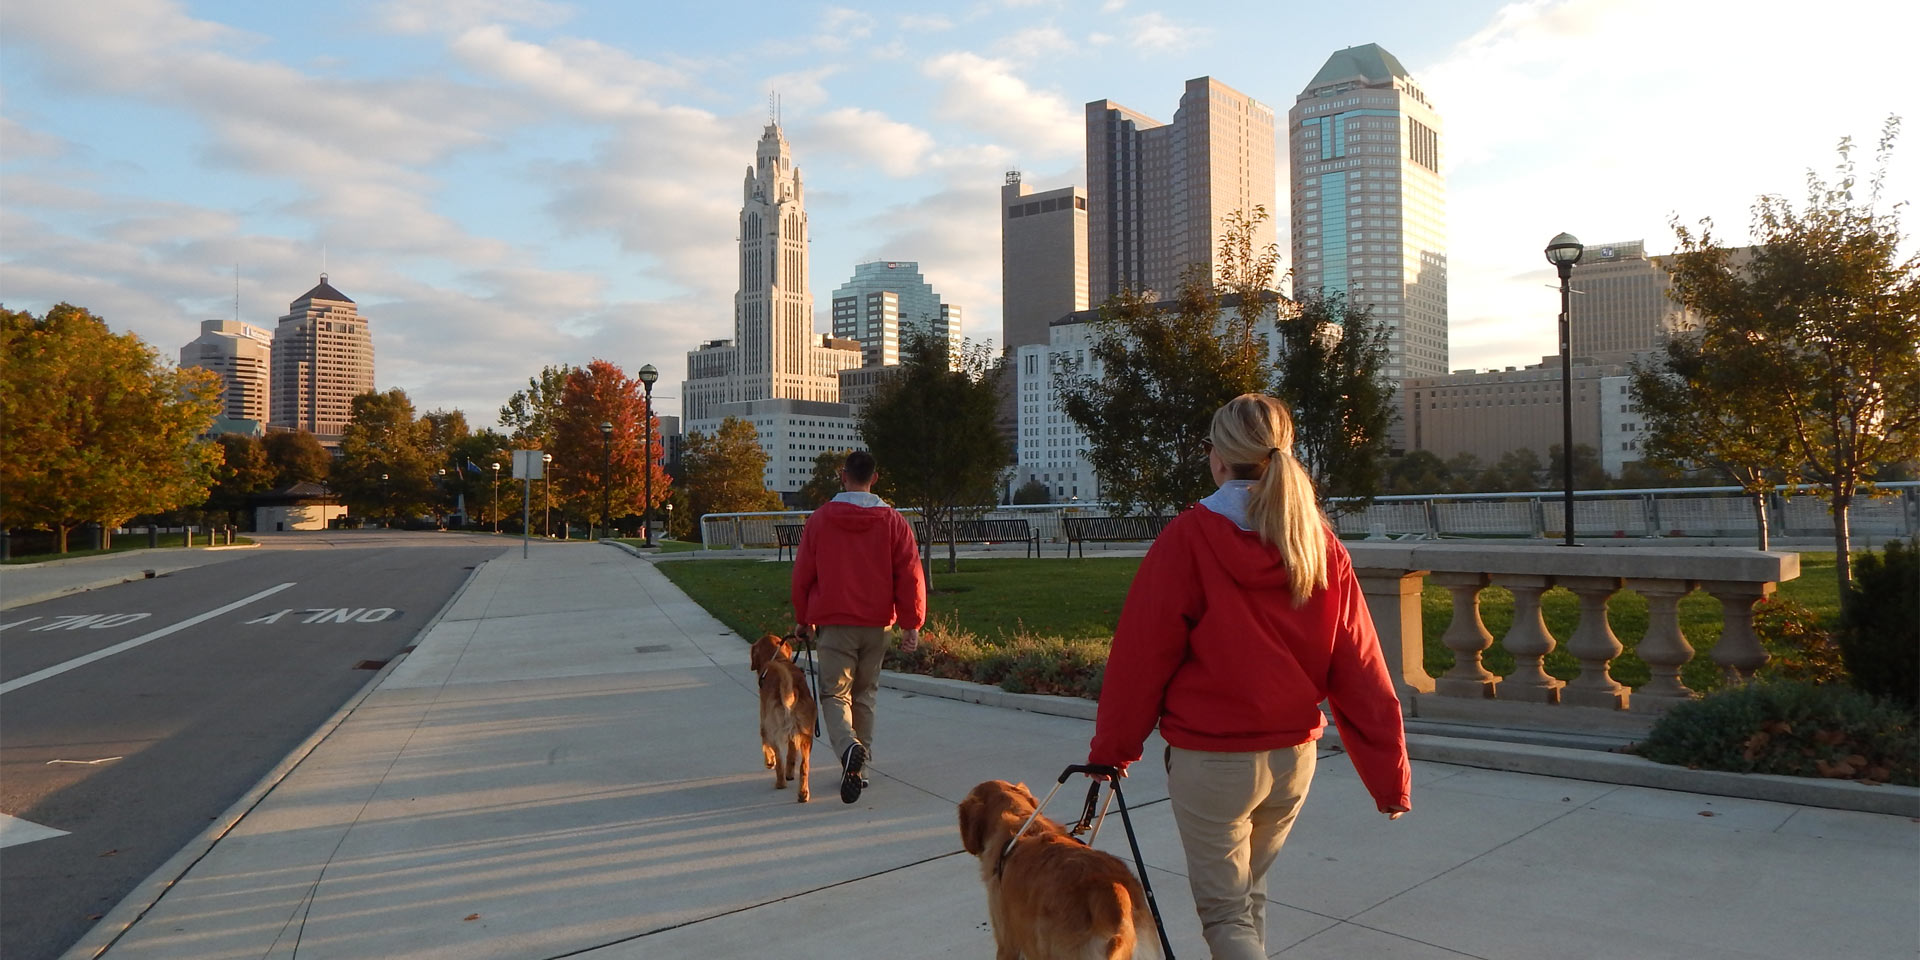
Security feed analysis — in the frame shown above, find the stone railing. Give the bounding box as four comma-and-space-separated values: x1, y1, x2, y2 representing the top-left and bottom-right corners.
1347, 543, 1801, 735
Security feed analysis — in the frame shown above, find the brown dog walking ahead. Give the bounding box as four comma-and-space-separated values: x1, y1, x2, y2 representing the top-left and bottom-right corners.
958, 779, 1161, 960
750, 634, 816, 802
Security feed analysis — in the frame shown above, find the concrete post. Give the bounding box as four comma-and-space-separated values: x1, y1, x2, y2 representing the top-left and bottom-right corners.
1353, 567, 1434, 705
1629, 577, 1697, 708
1489, 573, 1562, 703
1703, 580, 1773, 681
1432, 571, 1499, 699
1558, 575, 1629, 710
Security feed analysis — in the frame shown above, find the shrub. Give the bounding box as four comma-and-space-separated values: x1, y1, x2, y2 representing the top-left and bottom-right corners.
879, 616, 1111, 700
1837, 538, 1919, 708
1754, 596, 1849, 686
1637, 681, 1917, 786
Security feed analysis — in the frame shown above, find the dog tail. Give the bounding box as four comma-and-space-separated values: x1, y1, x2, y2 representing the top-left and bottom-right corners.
1085, 880, 1160, 960
773, 663, 797, 710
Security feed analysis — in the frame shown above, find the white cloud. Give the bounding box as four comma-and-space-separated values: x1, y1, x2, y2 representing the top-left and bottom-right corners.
764, 66, 843, 111
1127, 12, 1207, 52
1001, 26, 1076, 59
0, 115, 71, 160
922, 52, 1081, 159
1099, 0, 1126, 11
849, 186, 1005, 345
448, 25, 685, 118
814, 6, 877, 51
804, 108, 936, 178
378, 0, 572, 34
899, 13, 954, 32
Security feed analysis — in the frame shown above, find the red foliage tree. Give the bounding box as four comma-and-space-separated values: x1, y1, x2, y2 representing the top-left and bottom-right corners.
549, 359, 671, 531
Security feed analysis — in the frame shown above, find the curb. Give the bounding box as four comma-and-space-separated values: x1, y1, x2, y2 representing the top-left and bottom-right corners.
879, 672, 1920, 818
1, 574, 158, 611
58, 559, 492, 960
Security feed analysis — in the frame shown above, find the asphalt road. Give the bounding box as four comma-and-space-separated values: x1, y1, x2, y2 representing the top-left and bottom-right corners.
0, 534, 504, 960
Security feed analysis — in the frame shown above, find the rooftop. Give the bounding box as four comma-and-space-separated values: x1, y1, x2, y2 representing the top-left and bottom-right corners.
1304, 43, 1410, 91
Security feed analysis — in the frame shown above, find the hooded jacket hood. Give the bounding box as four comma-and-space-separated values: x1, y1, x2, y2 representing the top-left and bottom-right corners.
1194, 490, 1302, 596
813, 493, 892, 533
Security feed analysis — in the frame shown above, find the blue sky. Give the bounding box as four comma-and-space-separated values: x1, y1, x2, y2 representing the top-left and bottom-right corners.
3, 0, 1915, 422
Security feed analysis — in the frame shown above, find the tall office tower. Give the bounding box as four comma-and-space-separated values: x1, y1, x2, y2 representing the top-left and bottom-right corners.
830, 260, 962, 366
1289, 43, 1447, 385
181, 318, 273, 426
1567, 240, 1689, 363
684, 121, 851, 422
269, 274, 373, 446
1000, 172, 1089, 350
1086, 77, 1277, 304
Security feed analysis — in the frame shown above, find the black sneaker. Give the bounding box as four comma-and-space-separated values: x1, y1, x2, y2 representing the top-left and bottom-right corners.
840, 742, 870, 804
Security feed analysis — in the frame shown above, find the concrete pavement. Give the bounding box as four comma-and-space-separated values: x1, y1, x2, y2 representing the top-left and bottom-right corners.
45, 539, 1920, 960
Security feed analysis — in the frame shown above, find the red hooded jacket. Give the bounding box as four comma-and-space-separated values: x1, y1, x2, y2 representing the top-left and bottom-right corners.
791, 496, 927, 630
1088, 506, 1410, 811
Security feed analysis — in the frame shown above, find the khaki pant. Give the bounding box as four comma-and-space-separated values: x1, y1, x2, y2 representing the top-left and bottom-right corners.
814, 625, 888, 766
1166, 743, 1317, 960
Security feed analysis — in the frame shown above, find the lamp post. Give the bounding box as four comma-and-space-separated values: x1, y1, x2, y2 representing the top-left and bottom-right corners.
542, 453, 553, 538
380, 473, 389, 527
599, 421, 613, 540
1545, 231, 1584, 547
638, 363, 659, 547
491, 462, 501, 533
438, 468, 448, 528
665, 501, 674, 541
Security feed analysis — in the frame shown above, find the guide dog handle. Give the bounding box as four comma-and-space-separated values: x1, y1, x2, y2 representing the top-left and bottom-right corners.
1057, 765, 1176, 959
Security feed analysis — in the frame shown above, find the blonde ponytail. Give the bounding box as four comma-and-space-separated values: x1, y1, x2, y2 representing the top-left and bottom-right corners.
1210, 395, 1328, 606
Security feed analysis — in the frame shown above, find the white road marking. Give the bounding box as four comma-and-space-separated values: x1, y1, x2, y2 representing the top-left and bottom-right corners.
0, 813, 69, 849
29, 613, 152, 631
47, 756, 123, 765
0, 617, 42, 632
0, 583, 296, 697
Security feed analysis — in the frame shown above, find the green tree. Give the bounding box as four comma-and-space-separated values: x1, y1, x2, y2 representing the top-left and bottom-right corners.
1663, 117, 1920, 592
1476, 448, 1546, 493
1443, 453, 1484, 493
1012, 479, 1052, 504
1, 304, 222, 551
206, 434, 274, 526
549, 359, 670, 535
1385, 450, 1452, 495
682, 416, 783, 540
262, 430, 331, 489
861, 331, 1012, 576
1274, 290, 1396, 514
1547, 443, 1610, 493
499, 364, 572, 447
797, 448, 854, 509
336, 389, 437, 523
1631, 329, 1795, 547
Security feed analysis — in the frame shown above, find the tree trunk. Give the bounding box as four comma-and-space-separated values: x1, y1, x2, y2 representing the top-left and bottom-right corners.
1753, 491, 1771, 551
56, 524, 70, 553
946, 535, 958, 574
101, 526, 113, 550
1832, 491, 1854, 612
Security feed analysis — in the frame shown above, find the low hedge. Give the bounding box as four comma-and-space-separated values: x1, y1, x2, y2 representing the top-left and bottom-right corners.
1636, 681, 1917, 786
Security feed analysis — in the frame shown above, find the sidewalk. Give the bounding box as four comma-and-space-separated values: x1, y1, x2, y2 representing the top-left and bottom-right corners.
1, 546, 255, 611
66, 541, 1920, 960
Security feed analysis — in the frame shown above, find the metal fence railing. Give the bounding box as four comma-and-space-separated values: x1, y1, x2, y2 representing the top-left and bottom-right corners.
700, 482, 1919, 549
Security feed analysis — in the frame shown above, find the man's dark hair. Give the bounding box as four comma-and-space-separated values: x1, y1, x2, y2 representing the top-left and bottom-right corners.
843, 450, 877, 484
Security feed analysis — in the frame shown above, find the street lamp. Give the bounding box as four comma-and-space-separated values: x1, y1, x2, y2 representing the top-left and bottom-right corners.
381, 473, 390, 527
599, 421, 613, 540
542, 453, 553, 538
638, 363, 659, 547
1545, 231, 1584, 547
491, 462, 502, 533
665, 501, 674, 541
438, 468, 448, 528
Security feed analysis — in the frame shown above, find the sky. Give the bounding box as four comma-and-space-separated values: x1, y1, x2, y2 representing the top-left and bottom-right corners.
3, 0, 1916, 424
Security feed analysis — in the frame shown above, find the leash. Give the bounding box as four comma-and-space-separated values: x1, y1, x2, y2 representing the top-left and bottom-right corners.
795, 629, 822, 737
1060, 765, 1177, 960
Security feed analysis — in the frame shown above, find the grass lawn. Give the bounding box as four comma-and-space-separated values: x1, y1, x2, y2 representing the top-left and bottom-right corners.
4, 533, 256, 564
657, 551, 1848, 696
616, 538, 703, 554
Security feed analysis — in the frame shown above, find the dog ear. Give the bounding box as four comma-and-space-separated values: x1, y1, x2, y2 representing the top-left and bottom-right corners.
749, 638, 770, 672
957, 791, 988, 855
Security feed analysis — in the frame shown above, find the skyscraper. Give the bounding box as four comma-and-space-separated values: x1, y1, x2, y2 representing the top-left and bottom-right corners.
830, 260, 961, 367
683, 121, 852, 422
1566, 240, 1690, 363
1086, 77, 1277, 303
1000, 171, 1088, 350
269, 274, 372, 447
1288, 43, 1447, 385
181, 318, 272, 427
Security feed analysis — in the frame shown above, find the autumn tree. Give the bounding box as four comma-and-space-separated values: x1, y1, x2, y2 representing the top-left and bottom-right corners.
681, 416, 782, 540
499, 364, 572, 448
205, 434, 275, 526
262, 430, 331, 489
336, 389, 436, 523
861, 331, 1011, 575
1, 303, 223, 551
1273, 290, 1396, 515
797, 448, 855, 509
1631, 329, 1796, 548
549, 359, 669, 535
1660, 117, 1920, 593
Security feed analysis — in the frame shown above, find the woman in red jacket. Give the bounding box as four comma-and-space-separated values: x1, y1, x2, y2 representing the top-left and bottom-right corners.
1087, 393, 1410, 960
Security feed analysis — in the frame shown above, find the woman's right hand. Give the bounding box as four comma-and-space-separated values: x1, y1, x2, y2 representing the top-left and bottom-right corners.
1381, 803, 1409, 820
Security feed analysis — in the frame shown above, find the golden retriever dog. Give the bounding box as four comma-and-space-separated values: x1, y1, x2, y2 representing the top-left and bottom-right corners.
749, 634, 816, 802
958, 779, 1160, 960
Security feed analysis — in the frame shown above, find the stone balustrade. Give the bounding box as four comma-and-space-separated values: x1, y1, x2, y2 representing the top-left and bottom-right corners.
1347, 543, 1800, 735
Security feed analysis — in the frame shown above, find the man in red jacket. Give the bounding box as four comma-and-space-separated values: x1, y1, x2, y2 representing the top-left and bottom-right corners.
792, 450, 926, 803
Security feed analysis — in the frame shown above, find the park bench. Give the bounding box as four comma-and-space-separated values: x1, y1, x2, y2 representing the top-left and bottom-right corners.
774, 523, 804, 561
912, 518, 1041, 558
1061, 514, 1173, 558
